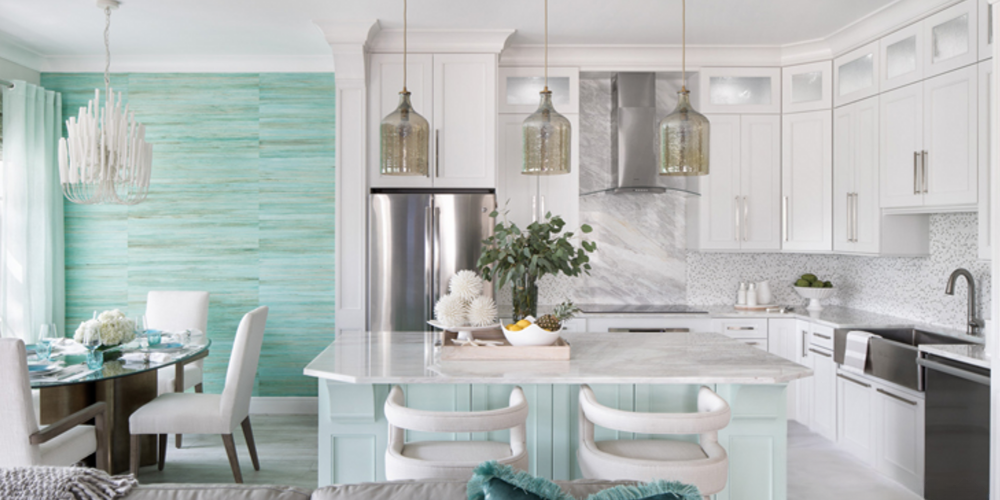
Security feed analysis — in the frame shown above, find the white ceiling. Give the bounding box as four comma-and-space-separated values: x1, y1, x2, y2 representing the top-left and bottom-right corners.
0, 0, 898, 65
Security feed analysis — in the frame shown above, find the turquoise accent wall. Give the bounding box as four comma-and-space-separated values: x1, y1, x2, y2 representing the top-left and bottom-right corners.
40, 73, 336, 396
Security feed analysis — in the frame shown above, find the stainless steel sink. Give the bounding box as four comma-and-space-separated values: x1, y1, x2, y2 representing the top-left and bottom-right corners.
833, 328, 975, 391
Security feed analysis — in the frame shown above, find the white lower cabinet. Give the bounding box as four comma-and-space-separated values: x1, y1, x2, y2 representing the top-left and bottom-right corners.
834, 368, 925, 495
767, 319, 802, 421
807, 343, 837, 442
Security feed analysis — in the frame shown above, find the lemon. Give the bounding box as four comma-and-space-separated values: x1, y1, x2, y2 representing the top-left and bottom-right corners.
506, 323, 517, 330
516, 319, 531, 328
507, 325, 523, 332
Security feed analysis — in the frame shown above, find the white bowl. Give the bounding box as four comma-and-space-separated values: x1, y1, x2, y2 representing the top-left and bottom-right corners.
794, 286, 835, 311
501, 318, 561, 347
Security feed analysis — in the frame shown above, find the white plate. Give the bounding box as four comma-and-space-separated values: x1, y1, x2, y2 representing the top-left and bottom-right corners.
28, 364, 62, 376
426, 321, 501, 340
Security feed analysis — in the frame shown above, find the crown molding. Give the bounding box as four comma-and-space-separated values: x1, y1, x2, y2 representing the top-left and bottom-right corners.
500, 44, 784, 70
370, 29, 515, 54
314, 19, 381, 53
37, 54, 335, 73
0, 33, 44, 71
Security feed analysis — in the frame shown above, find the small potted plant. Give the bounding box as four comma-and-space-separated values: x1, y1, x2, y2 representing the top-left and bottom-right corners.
478, 210, 596, 321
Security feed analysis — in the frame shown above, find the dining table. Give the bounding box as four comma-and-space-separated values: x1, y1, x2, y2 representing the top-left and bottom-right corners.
30, 335, 211, 474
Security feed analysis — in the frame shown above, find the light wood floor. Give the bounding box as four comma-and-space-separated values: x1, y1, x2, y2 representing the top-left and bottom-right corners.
138, 415, 924, 499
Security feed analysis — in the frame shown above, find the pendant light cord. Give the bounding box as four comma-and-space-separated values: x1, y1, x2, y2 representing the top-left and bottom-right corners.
681, 0, 686, 92
403, 0, 408, 93
104, 7, 111, 91
544, 0, 548, 92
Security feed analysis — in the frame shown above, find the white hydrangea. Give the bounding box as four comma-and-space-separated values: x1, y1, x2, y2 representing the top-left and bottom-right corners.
449, 270, 484, 301
467, 296, 498, 326
434, 294, 468, 328
74, 309, 135, 347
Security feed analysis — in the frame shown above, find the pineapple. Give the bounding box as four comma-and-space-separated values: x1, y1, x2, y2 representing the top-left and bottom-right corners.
537, 301, 581, 332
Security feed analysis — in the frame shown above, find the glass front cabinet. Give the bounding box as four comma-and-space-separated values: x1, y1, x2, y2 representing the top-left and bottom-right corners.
783, 61, 832, 113
834, 41, 880, 107
697, 67, 781, 114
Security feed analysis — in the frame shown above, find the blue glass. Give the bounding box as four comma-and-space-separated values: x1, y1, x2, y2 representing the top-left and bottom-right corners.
86, 350, 104, 370
35, 341, 53, 361
147, 330, 162, 347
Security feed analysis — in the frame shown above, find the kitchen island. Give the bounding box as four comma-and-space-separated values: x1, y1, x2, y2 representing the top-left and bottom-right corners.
304, 331, 812, 499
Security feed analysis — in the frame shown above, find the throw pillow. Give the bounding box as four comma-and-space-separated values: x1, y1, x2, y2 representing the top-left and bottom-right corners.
468, 461, 575, 500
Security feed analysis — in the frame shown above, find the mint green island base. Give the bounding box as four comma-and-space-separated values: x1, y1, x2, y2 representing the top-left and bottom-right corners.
304, 332, 811, 500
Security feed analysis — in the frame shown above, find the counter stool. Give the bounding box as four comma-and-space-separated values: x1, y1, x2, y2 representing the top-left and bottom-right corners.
577, 384, 731, 499
384, 385, 529, 480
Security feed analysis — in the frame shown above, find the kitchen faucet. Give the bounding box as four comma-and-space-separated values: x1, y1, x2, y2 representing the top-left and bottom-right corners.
945, 268, 985, 336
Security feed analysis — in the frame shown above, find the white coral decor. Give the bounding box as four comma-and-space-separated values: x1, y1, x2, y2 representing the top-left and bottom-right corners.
74, 309, 136, 347
449, 270, 484, 301
467, 296, 498, 327
434, 294, 468, 328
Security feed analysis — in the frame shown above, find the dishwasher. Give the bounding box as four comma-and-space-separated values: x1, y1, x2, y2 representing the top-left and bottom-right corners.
917, 353, 991, 499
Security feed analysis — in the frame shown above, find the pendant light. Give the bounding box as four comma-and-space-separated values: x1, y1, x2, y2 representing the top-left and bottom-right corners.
58, 0, 153, 205
522, 0, 571, 175
380, 0, 430, 176
659, 0, 710, 176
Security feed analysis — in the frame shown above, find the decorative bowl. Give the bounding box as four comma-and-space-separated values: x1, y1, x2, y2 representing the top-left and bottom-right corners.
794, 286, 835, 311
501, 317, 561, 346
427, 320, 501, 341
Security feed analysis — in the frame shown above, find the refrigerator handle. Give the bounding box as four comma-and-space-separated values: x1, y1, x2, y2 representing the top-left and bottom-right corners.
424, 204, 433, 323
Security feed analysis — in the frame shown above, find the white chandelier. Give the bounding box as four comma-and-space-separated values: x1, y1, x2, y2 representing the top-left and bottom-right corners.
58, 0, 152, 205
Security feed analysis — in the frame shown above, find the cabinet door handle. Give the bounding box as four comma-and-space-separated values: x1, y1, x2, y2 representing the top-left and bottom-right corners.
809, 348, 832, 358
727, 326, 756, 330
745, 342, 760, 346
734, 196, 741, 241
838, 373, 871, 388
921, 150, 928, 193
913, 152, 920, 195
435, 129, 440, 178
813, 333, 832, 340
851, 193, 858, 242
540, 195, 545, 219
743, 196, 749, 241
801, 330, 808, 358
877, 388, 917, 406
846, 192, 852, 243
532, 196, 537, 223
782, 196, 789, 242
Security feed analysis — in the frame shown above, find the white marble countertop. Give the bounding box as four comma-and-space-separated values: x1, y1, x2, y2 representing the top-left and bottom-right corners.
919, 344, 992, 370
303, 331, 813, 385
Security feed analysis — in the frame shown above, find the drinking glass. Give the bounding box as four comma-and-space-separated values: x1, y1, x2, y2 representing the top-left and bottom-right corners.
147, 330, 162, 347
35, 339, 53, 361
133, 316, 145, 338
37, 324, 60, 361
86, 350, 104, 370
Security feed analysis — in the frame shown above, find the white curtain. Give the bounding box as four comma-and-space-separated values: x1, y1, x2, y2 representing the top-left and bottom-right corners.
0, 81, 65, 342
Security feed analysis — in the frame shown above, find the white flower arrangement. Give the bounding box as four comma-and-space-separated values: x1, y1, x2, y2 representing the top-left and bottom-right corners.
432, 270, 498, 328
74, 309, 136, 347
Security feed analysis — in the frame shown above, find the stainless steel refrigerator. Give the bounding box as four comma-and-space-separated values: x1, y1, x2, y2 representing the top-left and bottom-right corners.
369, 190, 496, 332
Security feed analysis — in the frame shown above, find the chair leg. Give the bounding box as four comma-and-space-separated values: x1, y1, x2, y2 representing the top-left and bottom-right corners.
157, 434, 167, 471
195, 383, 203, 393
241, 417, 260, 471
130, 434, 141, 477
175, 434, 183, 449
221, 434, 243, 483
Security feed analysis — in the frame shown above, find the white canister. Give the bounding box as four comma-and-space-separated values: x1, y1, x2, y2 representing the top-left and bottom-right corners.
756, 280, 772, 305
737, 282, 748, 305
747, 283, 758, 307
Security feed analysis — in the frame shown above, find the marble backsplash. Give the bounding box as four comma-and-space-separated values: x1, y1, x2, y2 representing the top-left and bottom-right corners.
512, 74, 993, 333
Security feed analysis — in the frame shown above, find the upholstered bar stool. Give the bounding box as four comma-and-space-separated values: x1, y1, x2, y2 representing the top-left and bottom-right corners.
384, 385, 529, 480
577, 384, 731, 499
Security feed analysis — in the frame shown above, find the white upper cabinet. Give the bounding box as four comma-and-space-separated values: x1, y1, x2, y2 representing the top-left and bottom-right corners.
698, 68, 782, 114
880, 23, 925, 92
369, 53, 435, 189
783, 61, 832, 113
835, 41, 880, 107
880, 82, 925, 208
782, 110, 833, 252
369, 53, 497, 189
496, 113, 580, 231
834, 97, 880, 254
979, 0, 993, 60
498, 67, 579, 114
432, 54, 497, 189
924, 0, 978, 78
979, 60, 992, 260
689, 115, 781, 251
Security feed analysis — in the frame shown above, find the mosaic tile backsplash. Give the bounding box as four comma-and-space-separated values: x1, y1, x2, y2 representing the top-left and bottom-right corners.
521, 75, 993, 333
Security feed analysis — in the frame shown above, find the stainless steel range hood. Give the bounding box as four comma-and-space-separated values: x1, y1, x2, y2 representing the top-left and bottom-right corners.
611, 73, 665, 193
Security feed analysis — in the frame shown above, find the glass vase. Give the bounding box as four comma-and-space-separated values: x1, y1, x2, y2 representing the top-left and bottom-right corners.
511, 275, 539, 321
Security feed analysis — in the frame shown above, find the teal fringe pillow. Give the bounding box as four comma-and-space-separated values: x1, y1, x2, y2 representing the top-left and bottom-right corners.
585, 480, 703, 500
468, 461, 575, 500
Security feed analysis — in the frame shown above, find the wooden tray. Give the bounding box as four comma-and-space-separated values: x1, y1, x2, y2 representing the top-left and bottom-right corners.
438, 329, 571, 361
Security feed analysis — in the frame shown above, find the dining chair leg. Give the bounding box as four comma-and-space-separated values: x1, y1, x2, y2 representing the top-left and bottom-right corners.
241, 416, 260, 471
175, 434, 183, 449
195, 383, 203, 393
157, 434, 167, 471
130, 434, 141, 477
221, 434, 243, 483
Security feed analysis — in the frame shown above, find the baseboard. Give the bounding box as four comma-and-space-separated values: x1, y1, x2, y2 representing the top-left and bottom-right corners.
250, 396, 318, 415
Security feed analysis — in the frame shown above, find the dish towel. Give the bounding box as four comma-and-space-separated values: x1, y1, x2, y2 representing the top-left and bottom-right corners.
120, 352, 172, 366
0, 466, 136, 500
844, 330, 881, 374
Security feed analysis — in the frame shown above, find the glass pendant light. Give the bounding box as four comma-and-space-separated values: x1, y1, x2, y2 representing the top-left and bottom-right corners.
522, 0, 571, 175
660, 0, 710, 176
380, 0, 429, 176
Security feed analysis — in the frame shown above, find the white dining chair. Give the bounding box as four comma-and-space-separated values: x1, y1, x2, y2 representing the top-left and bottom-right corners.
577, 384, 731, 499
0, 338, 108, 472
129, 306, 268, 483
146, 290, 209, 448
384, 385, 529, 480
